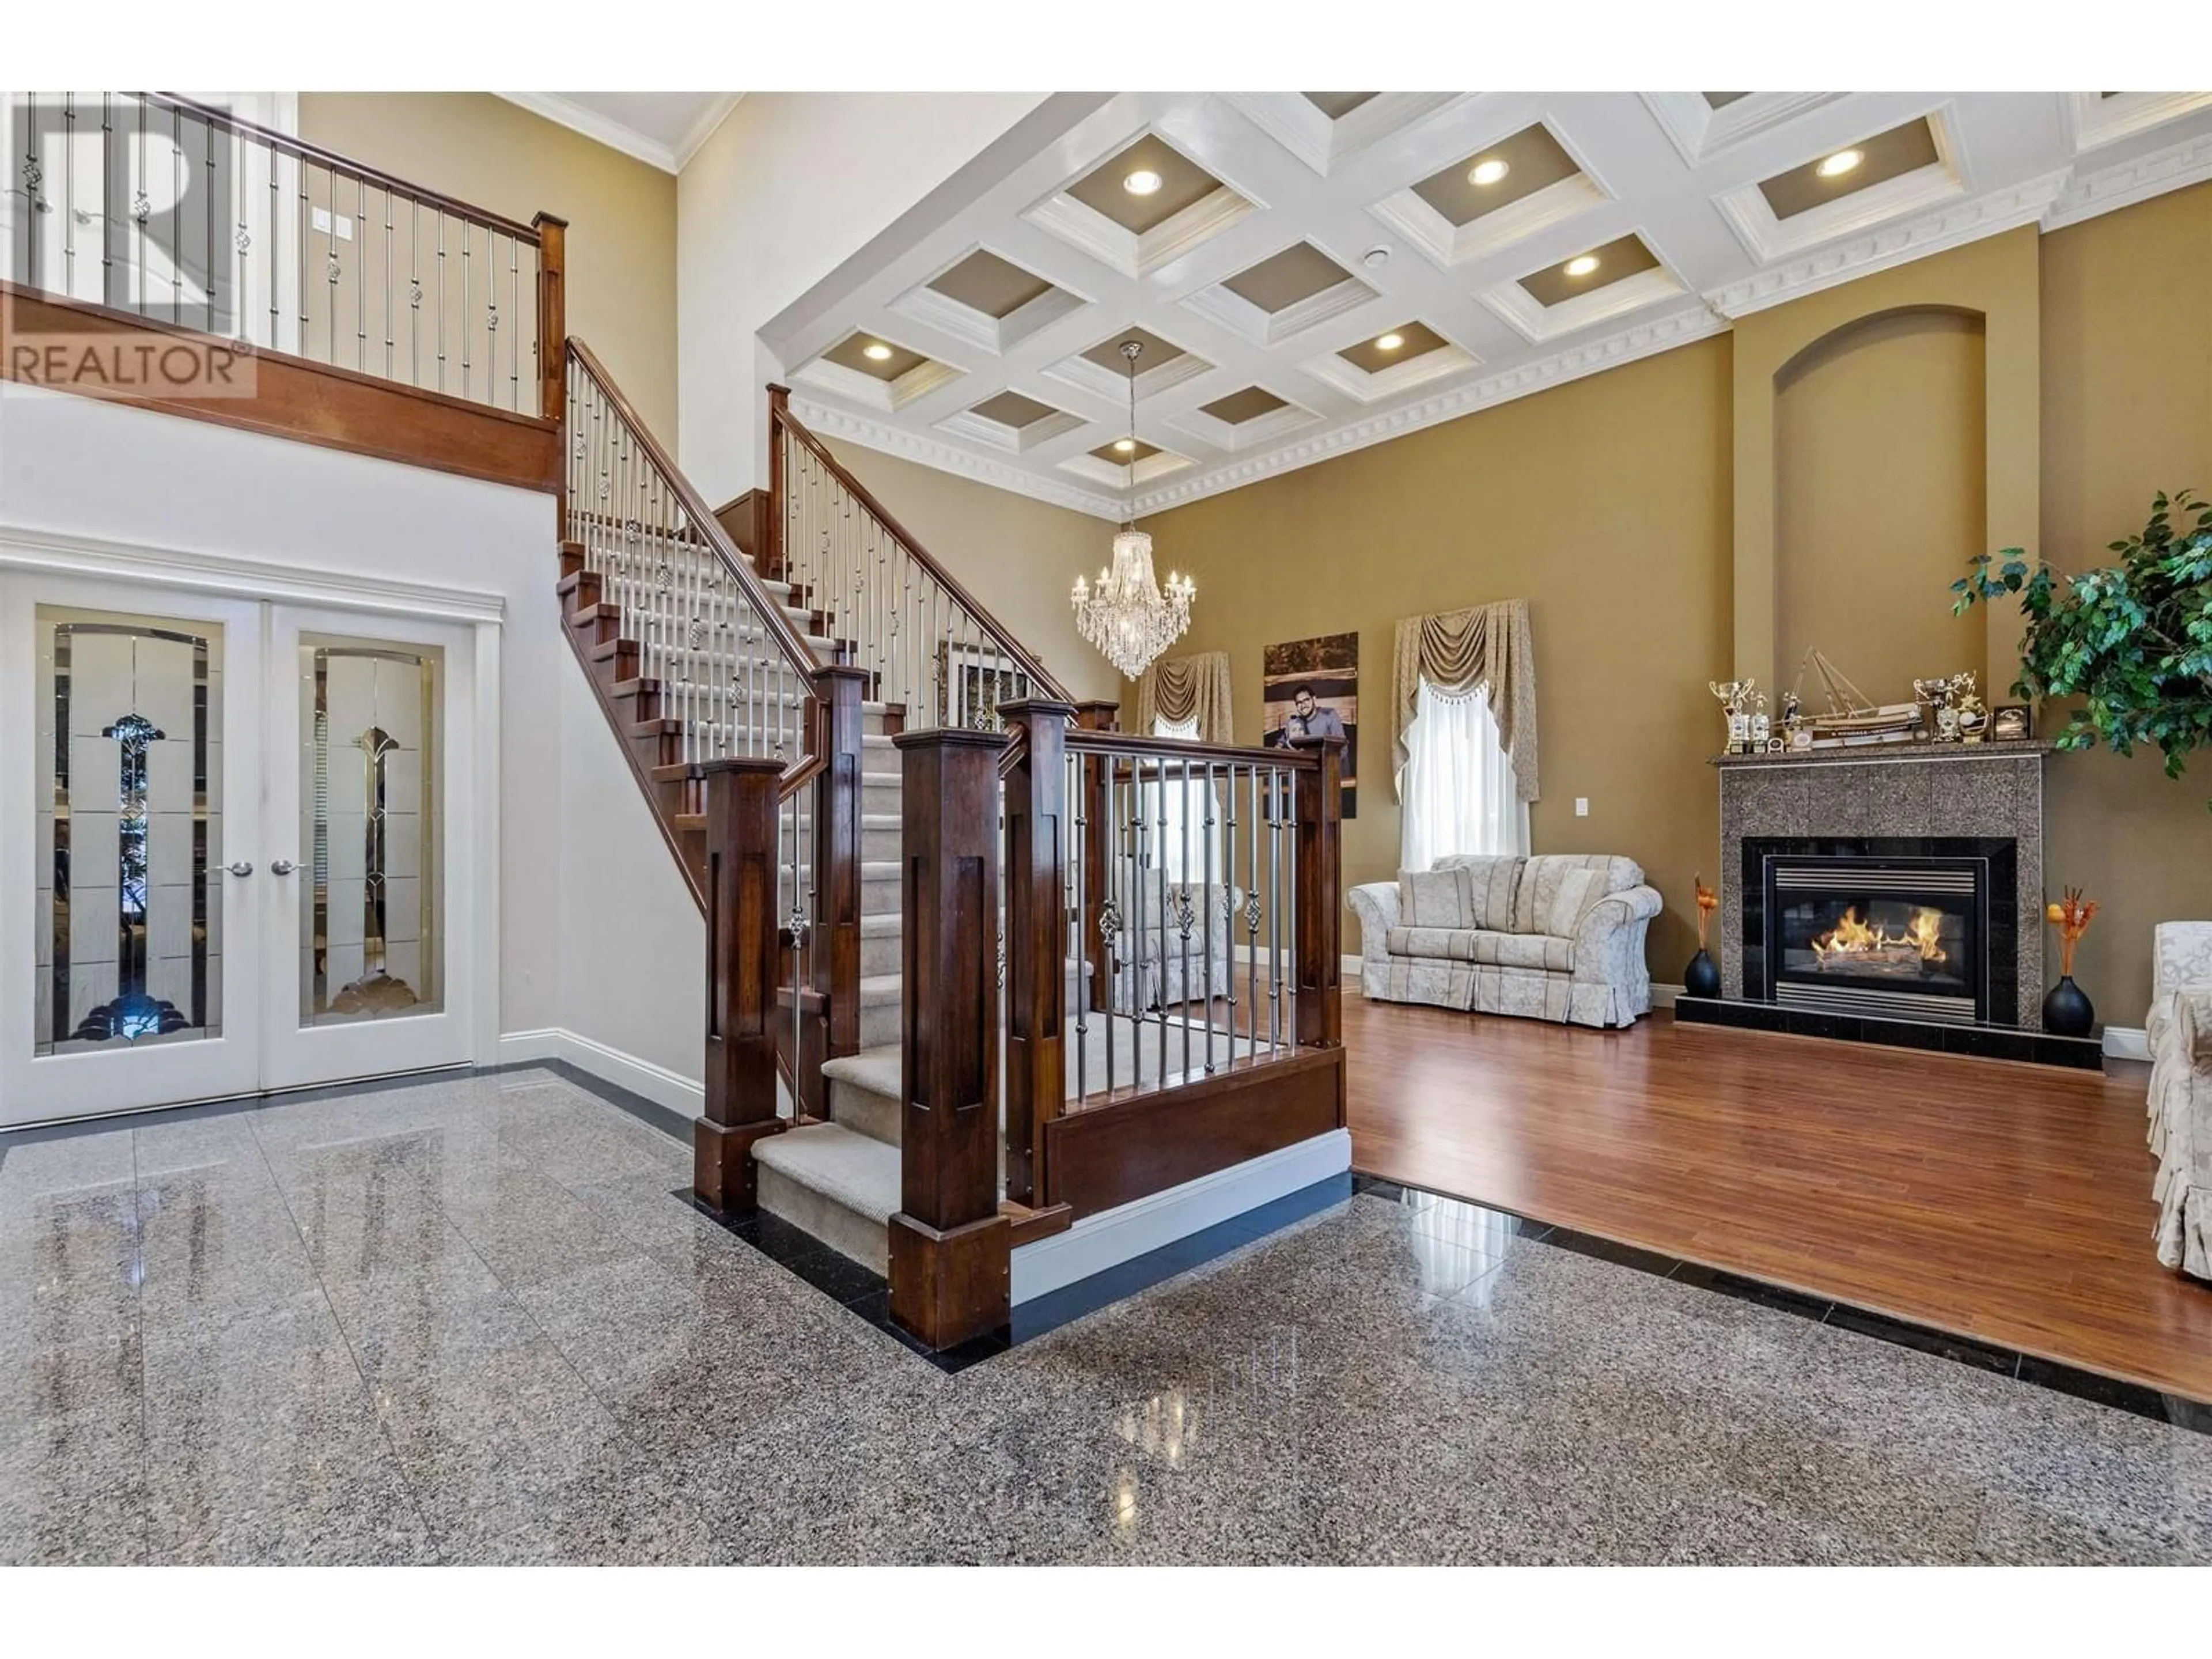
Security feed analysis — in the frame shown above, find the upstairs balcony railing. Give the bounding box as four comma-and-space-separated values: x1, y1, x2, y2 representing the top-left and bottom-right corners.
3, 90, 562, 417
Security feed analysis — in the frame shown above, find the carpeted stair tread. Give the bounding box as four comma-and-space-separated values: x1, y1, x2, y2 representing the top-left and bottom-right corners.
753, 1122, 899, 1224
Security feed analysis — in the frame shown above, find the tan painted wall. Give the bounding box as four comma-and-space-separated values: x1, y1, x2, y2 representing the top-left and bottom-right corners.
828, 444, 1122, 705
1774, 308, 1990, 702
1123, 186, 2212, 1019
298, 93, 679, 439
1135, 337, 1737, 972
2039, 183, 2212, 1016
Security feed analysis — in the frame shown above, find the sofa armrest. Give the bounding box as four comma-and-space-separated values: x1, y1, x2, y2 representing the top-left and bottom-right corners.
2154, 922, 2212, 1007
1570, 884, 1664, 980
1349, 882, 1402, 963
2181, 987, 2212, 1066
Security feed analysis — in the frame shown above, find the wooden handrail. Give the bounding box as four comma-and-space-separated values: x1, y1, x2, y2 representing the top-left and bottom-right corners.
1064, 728, 1324, 770
770, 387, 1071, 702
569, 338, 824, 685
143, 92, 547, 245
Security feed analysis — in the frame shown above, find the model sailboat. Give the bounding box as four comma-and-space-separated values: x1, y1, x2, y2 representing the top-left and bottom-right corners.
1792, 649, 1923, 741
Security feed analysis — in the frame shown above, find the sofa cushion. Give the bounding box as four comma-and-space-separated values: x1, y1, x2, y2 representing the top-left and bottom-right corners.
1398, 867, 1472, 929
1545, 867, 1612, 937
1513, 853, 1645, 934
1431, 854, 1523, 930
1387, 926, 1573, 973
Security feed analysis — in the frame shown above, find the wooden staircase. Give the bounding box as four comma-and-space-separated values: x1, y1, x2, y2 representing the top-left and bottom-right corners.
556, 341, 1343, 1352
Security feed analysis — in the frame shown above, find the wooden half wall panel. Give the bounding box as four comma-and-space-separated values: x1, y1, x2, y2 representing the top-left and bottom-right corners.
1, 282, 561, 494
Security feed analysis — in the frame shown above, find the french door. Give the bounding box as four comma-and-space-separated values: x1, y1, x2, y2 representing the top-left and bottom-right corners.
0, 575, 480, 1126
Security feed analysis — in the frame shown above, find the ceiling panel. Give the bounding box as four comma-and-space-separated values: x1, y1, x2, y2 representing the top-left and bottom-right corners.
765, 90, 2212, 520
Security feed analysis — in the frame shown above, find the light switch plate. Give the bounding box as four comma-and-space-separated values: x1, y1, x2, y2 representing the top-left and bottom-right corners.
1574, 798, 1589, 817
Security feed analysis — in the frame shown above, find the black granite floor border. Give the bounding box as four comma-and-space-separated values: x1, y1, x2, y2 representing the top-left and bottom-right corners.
1350, 1172, 2212, 1434
680, 1173, 1355, 1376
0, 1059, 687, 1168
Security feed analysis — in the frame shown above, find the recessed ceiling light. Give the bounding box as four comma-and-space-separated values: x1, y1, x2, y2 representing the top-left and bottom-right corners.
1113, 437, 1137, 452
1123, 168, 1163, 196
1468, 157, 1510, 187
1816, 147, 1864, 179
1361, 244, 1392, 270
1565, 254, 1601, 278
862, 342, 893, 361
1376, 332, 1404, 352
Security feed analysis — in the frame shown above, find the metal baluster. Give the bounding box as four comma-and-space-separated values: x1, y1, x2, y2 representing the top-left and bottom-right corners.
324, 163, 339, 363
170, 104, 181, 321
509, 234, 520, 411
1202, 759, 1216, 1074
1179, 756, 1192, 1082
266, 138, 277, 349
204, 111, 216, 331
460, 214, 471, 402
434, 211, 446, 392
1285, 767, 1299, 1047
354, 172, 366, 368
1072, 747, 1088, 1104
383, 187, 393, 376
1268, 765, 1283, 1052
63, 93, 78, 298
1155, 765, 1169, 1090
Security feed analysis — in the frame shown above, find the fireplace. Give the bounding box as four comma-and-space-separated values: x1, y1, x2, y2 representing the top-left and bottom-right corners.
1743, 838, 2018, 1027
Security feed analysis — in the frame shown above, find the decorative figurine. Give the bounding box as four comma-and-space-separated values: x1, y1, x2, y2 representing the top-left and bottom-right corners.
2043, 888, 2099, 1037
1750, 692, 1771, 749
1684, 875, 1722, 998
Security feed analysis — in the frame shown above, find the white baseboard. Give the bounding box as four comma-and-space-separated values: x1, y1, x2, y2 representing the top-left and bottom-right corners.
498, 1027, 704, 1117
2103, 1025, 2151, 1062
1650, 981, 1685, 1009
1010, 1127, 1352, 1305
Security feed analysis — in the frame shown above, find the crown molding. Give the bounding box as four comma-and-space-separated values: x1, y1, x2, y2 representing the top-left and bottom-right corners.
1701, 169, 2069, 320
789, 395, 1125, 521
1127, 305, 1729, 516
494, 92, 744, 175
2042, 128, 2212, 232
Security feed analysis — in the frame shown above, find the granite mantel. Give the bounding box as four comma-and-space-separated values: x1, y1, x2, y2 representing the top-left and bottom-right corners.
1714, 742, 2051, 1027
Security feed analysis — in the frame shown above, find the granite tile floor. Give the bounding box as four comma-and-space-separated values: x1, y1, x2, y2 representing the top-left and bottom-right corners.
3, 1067, 2207, 1565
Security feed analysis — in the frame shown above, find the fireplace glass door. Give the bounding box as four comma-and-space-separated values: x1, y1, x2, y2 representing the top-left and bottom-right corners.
1766, 858, 1987, 1024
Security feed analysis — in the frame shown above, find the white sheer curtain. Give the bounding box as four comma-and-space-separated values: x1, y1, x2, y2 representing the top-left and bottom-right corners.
1399, 679, 1528, 872
1150, 714, 1221, 884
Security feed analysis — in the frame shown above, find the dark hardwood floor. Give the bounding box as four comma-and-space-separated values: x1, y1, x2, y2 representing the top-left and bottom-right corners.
1342, 993, 2212, 1404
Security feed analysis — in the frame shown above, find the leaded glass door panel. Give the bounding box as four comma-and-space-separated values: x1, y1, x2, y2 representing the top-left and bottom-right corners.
1, 584, 264, 1123
261, 607, 475, 1090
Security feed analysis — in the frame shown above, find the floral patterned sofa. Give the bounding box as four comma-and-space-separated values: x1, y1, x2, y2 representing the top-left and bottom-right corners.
1349, 853, 1662, 1028
2150, 921, 2212, 1280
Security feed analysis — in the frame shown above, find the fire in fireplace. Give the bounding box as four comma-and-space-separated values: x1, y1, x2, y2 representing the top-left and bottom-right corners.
1743, 840, 2016, 1027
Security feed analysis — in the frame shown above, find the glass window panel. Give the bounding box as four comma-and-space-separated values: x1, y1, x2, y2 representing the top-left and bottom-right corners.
299, 637, 443, 1025
34, 606, 222, 1055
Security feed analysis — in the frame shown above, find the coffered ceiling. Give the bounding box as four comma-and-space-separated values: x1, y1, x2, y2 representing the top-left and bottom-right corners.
764, 89, 2212, 520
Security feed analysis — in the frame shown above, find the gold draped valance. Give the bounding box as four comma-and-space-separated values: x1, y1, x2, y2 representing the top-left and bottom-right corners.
1391, 600, 1539, 803
1135, 650, 1234, 743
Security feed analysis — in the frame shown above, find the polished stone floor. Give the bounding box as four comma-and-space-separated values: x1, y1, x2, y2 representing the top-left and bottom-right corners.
3, 1067, 2207, 1565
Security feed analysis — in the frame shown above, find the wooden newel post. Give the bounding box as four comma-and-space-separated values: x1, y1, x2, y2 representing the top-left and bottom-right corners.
1295, 736, 1344, 1050
765, 385, 791, 584
1000, 699, 1073, 1206
889, 728, 1012, 1350
695, 755, 787, 1211
532, 213, 567, 424
807, 665, 870, 1117
1072, 700, 1118, 1013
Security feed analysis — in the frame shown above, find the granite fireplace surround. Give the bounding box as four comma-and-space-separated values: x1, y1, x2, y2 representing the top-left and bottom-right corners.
1713, 743, 2051, 1030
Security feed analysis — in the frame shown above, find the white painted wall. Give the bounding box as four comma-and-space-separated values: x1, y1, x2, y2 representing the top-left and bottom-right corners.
552, 662, 703, 1093
675, 92, 1048, 502
0, 386, 566, 1044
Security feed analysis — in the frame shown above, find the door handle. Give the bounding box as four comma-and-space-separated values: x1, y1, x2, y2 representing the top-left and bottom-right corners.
226, 861, 254, 877
270, 859, 298, 876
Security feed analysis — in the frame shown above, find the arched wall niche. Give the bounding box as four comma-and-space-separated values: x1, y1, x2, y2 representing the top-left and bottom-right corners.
1730, 225, 2041, 700
1772, 304, 1991, 709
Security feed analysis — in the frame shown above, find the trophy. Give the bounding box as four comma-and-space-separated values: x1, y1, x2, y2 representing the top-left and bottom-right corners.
1709, 679, 1756, 755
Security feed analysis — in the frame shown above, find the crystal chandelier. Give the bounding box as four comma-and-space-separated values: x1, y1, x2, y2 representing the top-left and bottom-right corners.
1071, 340, 1194, 680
